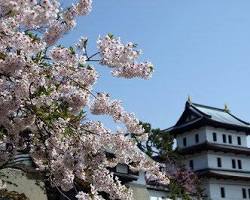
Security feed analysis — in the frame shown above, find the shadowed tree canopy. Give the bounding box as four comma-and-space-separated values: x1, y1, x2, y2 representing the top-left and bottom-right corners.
135, 122, 204, 200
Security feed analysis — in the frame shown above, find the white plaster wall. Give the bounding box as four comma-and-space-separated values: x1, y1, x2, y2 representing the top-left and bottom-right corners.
206, 126, 247, 147
148, 189, 169, 200
185, 153, 208, 170
130, 184, 150, 200
176, 127, 207, 149
128, 171, 170, 200
176, 126, 248, 149
130, 170, 146, 185
207, 178, 250, 200
183, 151, 250, 172
207, 151, 250, 171
0, 168, 47, 200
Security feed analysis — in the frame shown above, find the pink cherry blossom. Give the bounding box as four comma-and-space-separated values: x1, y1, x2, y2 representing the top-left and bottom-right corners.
0, 0, 169, 199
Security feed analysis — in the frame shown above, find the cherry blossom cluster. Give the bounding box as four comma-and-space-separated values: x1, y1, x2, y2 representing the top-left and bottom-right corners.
171, 168, 200, 194
50, 47, 78, 65
97, 35, 154, 79
0, 0, 60, 28
112, 62, 154, 79
0, 179, 6, 190
93, 168, 134, 200
0, 0, 169, 199
76, 36, 88, 51
43, 0, 92, 46
90, 93, 145, 136
0, 22, 46, 57
75, 185, 105, 200
75, 0, 93, 16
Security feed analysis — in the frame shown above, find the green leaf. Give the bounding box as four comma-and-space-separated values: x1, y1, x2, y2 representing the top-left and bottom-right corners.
133, 43, 138, 48
0, 52, 6, 60
25, 31, 40, 42
69, 46, 76, 55
78, 63, 86, 68
107, 33, 114, 39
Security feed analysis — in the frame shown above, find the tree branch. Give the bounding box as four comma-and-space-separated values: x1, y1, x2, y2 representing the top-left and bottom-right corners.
86, 52, 100, 61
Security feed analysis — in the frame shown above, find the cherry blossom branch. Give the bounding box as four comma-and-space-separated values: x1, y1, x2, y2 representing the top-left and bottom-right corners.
86, 52, 100, 61
86, 59, 101, 62
0, 73, 13, 82
67, 76, 97, 98
50, 178, 73, 200
0, 1, 170, 198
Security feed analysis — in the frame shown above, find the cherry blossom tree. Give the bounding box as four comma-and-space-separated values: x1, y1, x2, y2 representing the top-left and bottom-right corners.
136, 122, 204, 199
0, 0, 169, 199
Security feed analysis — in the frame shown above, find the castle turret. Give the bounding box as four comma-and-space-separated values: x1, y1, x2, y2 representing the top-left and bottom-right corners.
166, 101, 250, 200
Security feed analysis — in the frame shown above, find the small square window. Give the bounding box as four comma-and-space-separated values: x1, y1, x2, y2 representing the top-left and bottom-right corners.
195, 134, 199, 143
228, 135, 232, 144
213, 132, 217, 142
116, 164, 129, 174
223, 134, 227, 143
183, 137, 187, 147
220, 187, 225, 198
242, 188, 247, 199
232, 159, 236, 169
217, 157, 222, 167
238, 136, 242, 145
238, 160, 242, 169
189, 160, 194, 170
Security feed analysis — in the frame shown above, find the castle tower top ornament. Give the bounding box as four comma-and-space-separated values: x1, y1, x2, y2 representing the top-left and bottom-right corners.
224, 104, 230, 112
188, 95, 192, 104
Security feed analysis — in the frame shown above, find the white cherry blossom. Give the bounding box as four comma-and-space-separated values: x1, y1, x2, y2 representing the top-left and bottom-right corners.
0, 0, 169, 199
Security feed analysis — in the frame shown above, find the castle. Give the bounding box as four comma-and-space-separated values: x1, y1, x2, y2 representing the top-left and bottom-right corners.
167, 100, 250, 200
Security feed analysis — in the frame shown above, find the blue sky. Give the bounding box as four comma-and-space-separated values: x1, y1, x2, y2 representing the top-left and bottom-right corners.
61, 0, 250, 131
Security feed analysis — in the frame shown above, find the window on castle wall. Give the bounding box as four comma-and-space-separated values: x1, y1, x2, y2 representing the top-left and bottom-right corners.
189, 160, 194, 170
248, 189, 250, 199
220, 187, 225, 198
183, 137, 187, 147
237, 136, 242, 145
195, 134, 199, 143
222, 134, 227, 143
149, 196, 168, 200
238, 160, 242, 169
217, 157, 222, 167
213, 132, 217, 142
232, 159, 236, 169
228, 135, 232, 144
116, 164, 129, 174
242, 188, 247, 199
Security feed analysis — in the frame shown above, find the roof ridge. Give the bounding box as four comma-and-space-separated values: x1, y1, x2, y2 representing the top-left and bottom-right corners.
190, 102, 225, 112
191, 103, 250, 125
227, 112, 250, 125
190, 101, 250, 126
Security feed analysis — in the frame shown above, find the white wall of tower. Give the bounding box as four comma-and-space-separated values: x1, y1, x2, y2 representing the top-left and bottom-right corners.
176, 125, 250, 200
207, 152, 250, 171
206, 126, 247, 147
176, 127, 207, 148
176, 126, 248, 149
184, 152, 208, 170
185, 152, 250, 172
207, 178, 250, 200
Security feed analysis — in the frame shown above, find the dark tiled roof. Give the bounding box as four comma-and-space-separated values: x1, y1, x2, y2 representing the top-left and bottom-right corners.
196, 168, 250, 181
166, 101, 250, 134
191, 103, 250, 128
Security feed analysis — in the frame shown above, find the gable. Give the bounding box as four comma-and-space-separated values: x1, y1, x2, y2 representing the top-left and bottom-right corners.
175, 105, 202, 126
